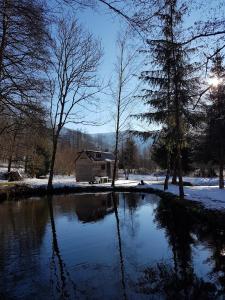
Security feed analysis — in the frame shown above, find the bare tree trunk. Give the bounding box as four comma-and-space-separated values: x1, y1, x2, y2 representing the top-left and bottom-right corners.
111, 34, 137, 186
164, 152, 171, 190
24, 155, 28, 173
218, 114, 224, 188
172, 155, 178, 184
172, 171, 177, 184
7, 129, 17, 173
112, 133, 119, 187
177, 146, 184, 198
48, 19, 101, 190
219, 150, 224, 189
219, 163, 224, 189
112, 36, 123, 187
112, 92, 121, 187
7, 155, 12, 172
48, 136, 59, 191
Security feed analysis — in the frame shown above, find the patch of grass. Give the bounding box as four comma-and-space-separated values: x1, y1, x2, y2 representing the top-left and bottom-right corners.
0, 182, 16, 187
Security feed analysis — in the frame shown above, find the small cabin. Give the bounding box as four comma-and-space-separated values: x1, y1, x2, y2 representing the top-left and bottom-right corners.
75, 150, 116, 182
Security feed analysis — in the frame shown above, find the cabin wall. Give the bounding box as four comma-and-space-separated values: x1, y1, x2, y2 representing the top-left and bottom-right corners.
75, 153, 93, 182
75, 152, 117, 181
92, 161, 107, 178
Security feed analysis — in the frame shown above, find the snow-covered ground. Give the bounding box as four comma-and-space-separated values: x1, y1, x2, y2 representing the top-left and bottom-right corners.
129, 174, 225, 211
24, 176, 77, 188
0, 172, 225, 211
128, 174, 223, 186
142, 182, 225, 211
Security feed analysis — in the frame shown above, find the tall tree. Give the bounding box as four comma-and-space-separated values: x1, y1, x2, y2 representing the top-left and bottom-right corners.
205, 53, 225, 189
111, 32, 139, 187
47, 18, 102, 190
0, 0, 49, 134
135, 0, 200, 198
123, 135, 138, 179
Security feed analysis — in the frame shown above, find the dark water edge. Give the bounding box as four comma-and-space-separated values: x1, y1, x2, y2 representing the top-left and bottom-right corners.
0, 183, 163, 202
1, 192, 225, 300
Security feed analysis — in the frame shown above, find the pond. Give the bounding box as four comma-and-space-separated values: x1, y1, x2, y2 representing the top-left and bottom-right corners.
1, 192, 225, 299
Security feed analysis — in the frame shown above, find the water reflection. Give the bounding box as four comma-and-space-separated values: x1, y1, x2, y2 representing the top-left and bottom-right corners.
0, 198, 49, 299
136, 197, 225, 299
112, 193, 127, 300
155, 197, 194, 285
1, 193, 225, 299
48, 196, 76, 299
75, 193, 115, 223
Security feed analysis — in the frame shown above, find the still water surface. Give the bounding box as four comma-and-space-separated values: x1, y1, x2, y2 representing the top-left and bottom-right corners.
1, 192, 225, 299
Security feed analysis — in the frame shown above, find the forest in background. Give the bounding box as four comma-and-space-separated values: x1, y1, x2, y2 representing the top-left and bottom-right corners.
1, 0, 225, 196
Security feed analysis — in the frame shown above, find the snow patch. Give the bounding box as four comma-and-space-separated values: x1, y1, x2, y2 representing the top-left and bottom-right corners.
1, 173, 225, 212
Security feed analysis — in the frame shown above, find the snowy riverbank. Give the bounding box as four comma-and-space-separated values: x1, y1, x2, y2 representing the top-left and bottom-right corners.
0, 174, 225, 211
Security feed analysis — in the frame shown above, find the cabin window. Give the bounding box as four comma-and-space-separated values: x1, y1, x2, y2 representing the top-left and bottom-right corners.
96, 153, 101, 158
101, 164, 105, 170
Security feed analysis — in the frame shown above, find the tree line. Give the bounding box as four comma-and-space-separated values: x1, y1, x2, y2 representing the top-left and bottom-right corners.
1, 0, 225, 195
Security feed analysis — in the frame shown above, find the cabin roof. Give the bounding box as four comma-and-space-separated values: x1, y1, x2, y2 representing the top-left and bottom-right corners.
75, 150, 115, 162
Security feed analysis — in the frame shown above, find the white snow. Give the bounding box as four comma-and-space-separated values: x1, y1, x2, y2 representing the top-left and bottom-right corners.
142, 183, 225, 211
0, 172, 225, 211
125, 175, 225, 211
128, 174, 223, 186
23, 176, 77, 188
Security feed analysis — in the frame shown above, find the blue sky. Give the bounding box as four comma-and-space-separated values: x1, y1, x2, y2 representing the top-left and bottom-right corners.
48, 0, 224, 134
50, 1, 127, 133
77, 8, 122, 134
71, 7, 147, 134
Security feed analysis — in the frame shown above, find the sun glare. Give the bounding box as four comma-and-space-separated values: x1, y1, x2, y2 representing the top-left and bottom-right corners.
208, 77, 222, 87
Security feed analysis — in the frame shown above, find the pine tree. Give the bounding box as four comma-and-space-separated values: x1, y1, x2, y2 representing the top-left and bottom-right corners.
205, 53, 225, 189
123, 135, 138, 179
136, 0, 200, 198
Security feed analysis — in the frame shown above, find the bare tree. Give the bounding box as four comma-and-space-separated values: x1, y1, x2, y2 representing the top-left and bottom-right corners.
111, 32, 139, 187
62, 0, 158, 33
0, 0, 49, 132
0, 102, 49, 174
47, 18, 102, 190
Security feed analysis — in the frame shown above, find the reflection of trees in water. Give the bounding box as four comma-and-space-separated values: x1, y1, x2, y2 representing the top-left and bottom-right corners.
136, 198, 225, 299
112, 193, 128, 300
47, 196, 77, 299
135, 199, 225, 299
196, 214, 225, 296
0, 198, 49, 250
0, 198, 49, 295
137, 261, 216, 299
208, 238, 225, 296
154, 198, 194, 282
136, 198, 199, 298
50, 192, 128, 299
125, 193, 140, 211
3, 193, 225, 299
120, 193, 141, 239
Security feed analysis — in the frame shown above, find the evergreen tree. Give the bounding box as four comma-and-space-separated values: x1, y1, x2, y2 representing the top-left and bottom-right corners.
123, 135, 138, 179
151, 136, 193, 177
136, 0, 200, 198
205, 53, 225, 188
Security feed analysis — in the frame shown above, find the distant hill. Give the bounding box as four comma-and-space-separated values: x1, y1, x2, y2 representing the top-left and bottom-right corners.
60, 128, 154, 153
90, 131, 154, 153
